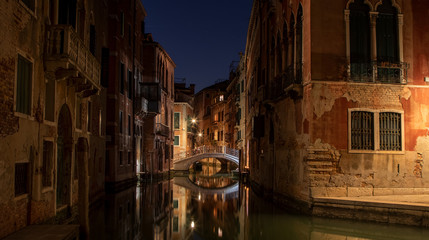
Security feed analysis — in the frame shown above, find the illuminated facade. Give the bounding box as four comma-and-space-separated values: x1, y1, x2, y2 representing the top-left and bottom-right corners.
245, 0, 429, 206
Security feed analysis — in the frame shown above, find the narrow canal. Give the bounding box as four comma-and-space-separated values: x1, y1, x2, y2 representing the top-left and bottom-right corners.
89, 167, 429, 240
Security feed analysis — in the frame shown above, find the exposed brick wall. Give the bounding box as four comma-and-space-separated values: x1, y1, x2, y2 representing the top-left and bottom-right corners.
0, 57, 19, 137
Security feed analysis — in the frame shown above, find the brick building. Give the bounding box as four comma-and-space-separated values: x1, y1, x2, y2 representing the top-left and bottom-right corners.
104, 0, 148, 191
0, 0, 107, 237
194, 80, 230, 147
245, 0, 429, 209
173, 82, 195, 157
227, 56, 247, 172
141, 34, 175, 179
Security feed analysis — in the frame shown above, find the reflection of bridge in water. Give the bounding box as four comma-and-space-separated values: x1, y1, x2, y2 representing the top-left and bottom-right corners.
173, 146, 239, 171
173, 176, 239, 196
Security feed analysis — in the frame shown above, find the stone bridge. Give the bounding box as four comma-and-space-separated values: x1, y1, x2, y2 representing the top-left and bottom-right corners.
173, 177, 239, 196
173, 146, 239, 171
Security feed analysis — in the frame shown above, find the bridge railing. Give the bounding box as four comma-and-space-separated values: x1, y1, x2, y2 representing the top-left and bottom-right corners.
173, 145, 239, 161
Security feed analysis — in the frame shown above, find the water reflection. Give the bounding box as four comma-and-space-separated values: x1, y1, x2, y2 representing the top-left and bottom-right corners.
90, 176, 429, 240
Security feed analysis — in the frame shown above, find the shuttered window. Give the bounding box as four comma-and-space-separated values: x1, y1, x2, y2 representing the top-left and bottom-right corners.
16, 55, 32, 115
174, 113, 180, 129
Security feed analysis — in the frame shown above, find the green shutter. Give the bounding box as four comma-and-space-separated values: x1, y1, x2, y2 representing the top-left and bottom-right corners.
174, 113, 180, 129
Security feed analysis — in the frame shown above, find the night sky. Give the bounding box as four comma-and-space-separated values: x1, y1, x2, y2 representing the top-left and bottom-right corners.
141, 0, 253, 93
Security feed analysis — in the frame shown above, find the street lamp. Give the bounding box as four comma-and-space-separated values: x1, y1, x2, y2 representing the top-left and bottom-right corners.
191, 118, 196, 124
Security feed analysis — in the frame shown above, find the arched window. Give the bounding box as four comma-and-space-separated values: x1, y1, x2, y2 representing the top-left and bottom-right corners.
288, 13, 295, 83
277, 33, 282, 76
296, 4, 303, 84
349, 0, 371, 81
376, 0, 399, 63
59, 0, 77, 28
283, 22, 288, 71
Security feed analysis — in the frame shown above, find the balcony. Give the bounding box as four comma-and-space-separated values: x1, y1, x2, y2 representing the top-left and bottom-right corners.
156, 123, 170, 137
141, 82, 161, 115
45, 25, 100, 96
350, 61, 408, 84
134, 96, 148, 117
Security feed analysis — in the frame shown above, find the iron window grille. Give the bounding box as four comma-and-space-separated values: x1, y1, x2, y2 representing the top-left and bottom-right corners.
351, 111, 374, 150
350, 110, 403, 152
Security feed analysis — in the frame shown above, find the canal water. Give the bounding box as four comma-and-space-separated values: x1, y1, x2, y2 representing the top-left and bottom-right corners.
89, 172, 429, 239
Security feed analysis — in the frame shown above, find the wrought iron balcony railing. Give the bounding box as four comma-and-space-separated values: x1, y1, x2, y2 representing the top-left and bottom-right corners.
46, 25, 100, 87
350, 61, 408, 84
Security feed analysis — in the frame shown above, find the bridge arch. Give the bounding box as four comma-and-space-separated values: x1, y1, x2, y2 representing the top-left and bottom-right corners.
174, 177, 239, 196
173, 146, 239, 171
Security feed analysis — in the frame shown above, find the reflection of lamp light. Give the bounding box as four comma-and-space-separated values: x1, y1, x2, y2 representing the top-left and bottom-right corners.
198, 193, 201, 200
191, 221, 195, 228
218, 228, 223, 237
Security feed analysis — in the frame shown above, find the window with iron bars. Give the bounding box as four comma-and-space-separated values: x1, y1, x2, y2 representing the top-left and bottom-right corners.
349, 110, 402, 152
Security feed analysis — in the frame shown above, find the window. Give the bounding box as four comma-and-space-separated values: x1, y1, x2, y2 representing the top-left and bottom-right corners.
296, 5, 303, 84
44, 78, 55, 122
74, 145, 78, 180
219, 95, 224, 101
174, 136, 179, 146
128, 70, 132, 99
377, 1, 399, 63
59, 0, 77, 28
173, 216, 179, 232
128, 24, 132, 46
89, 25, 96, 55
42, 141, 53, 187
119, 111, 123, 134
101, 48, 110, 88
346, 0, 404, 83
173, 199, 178, 208
15, 162, 29, 196
128, 115, 131, 136
76, 97, 82, 129
119, 151, 123, 166
87, 101, 92, 132
379, 112, 401, 151
174, 112, 180, 129
16, 55, 32, 115
349, 0, 371, 81
21, 0, 35, 12
120, 63, 124, 94
350, 111, 374, 150
128, 151, 131, 165
120, 12, 124, 36
349, 109, 403, 152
